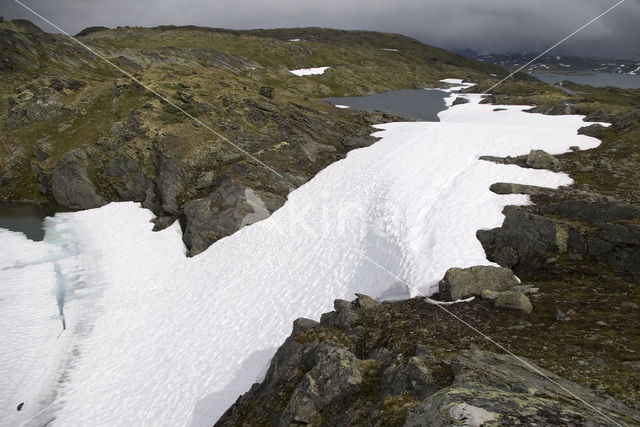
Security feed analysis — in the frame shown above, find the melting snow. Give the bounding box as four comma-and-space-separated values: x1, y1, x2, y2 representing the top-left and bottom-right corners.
1, 88, 604, 426
289, 67, 330, 76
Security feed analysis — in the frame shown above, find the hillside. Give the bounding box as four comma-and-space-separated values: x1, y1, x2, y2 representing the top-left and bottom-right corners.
0, 20, 506, 254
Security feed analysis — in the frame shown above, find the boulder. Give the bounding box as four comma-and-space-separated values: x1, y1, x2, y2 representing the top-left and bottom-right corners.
320, 299, 359, 328
526, 149, 559, 170
259, 86, 274, 99
50, 154, 105, 209
281, 343, 362, 425
494, 291, 532, 313
438, 266, 519, 301
477, 206, 569, 276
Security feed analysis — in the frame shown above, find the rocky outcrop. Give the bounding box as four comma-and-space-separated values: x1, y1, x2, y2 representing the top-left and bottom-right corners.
438, 266, 519, 301
477, 206, 569, 277
217, 295, 638, 426
478, 202, 640, 280
49, 150, 106, 209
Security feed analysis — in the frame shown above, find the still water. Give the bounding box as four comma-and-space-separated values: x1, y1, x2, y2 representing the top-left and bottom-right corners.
0, 201, 61, 241
531, 72, 640, 89
324, 89, 450, 121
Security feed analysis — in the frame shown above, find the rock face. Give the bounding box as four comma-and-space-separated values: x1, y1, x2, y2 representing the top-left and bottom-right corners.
216, 295, 638, 426
477, 206, 569, 277
49, 151, 106, 209
478, 203, 640, 280
438, 266, 519, 301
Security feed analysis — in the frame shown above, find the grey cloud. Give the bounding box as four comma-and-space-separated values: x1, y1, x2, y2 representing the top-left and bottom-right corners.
2, 0, 638, 59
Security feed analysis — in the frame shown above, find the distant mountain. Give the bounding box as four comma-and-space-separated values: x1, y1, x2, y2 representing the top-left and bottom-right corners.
472, 52, 640, 75
453, 48, 640, 75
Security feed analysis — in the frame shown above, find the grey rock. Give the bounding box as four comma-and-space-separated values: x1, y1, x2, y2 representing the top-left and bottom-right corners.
494, 291, 532, 313
481, 289, 498, 300
181, 178, 277, 256
526, 149, 559, 170
195, 170, 215, 190
50, 157, 105, 209
281, 344, 362, 425
178, 91, 194, 103
621, 302, 638, 310
489, 182, 546, 195
320, 299, 359, 328
259, 86, 274, 98
292, 318, 319, 335
477, 206, 570, 277
354, 293, 379, 310
438, 265, 519, 301
578, 123, 607, 140
451, 97, 469, 106
107, 155, 139, 177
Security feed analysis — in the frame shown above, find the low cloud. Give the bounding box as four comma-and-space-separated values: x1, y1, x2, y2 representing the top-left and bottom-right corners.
3, 0, 638, 59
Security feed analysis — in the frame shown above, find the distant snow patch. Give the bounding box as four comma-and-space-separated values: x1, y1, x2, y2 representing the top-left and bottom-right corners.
335, 105, 350, 109
382, 48, 398, 52
289, 38, 301, 42
290, 67, 330, 76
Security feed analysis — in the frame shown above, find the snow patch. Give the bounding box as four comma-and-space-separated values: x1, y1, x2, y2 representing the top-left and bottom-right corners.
289, 67, 330, 76
335, 104, 350, 109
1, 91, 604, 426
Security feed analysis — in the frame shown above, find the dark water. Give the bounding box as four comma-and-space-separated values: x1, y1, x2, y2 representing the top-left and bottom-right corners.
324, 89, 450, 121
0, 201, 60, 241
531, 72, 640, 89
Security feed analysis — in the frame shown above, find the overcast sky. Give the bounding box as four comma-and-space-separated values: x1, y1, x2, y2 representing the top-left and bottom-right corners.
2, 0, 639, 59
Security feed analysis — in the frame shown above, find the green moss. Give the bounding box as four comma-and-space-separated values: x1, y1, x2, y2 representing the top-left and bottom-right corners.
374, 393, 421, 426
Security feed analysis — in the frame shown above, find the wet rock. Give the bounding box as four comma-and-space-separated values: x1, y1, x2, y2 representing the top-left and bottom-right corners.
494, 291, 532, 313
526, 149, 559, 170
438, 265, 519, 301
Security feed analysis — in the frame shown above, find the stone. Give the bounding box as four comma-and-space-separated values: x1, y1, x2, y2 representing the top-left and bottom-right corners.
452, 97, 469, 106
178, 91, 194, 103
354, 293, 379, 310
477, 206, 571, 277
449, 402, 496, 426
481, 289, 498, 300
438, 265, 519, 301
621, 302, 638, 310
259, 86, 274, 98
281, 344, 362, 425
489, 182, 546, 195
526, 149, 559, 170
292, 318, 319, 334
50, 156, 105, 209
494, 291, 532, 313
320, 299, 359, 328
107, 155, 139, 177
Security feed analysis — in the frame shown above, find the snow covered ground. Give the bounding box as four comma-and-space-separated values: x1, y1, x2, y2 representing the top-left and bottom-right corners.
0, 90, 603, 426
289, 66, 330, 76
